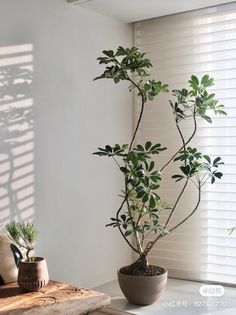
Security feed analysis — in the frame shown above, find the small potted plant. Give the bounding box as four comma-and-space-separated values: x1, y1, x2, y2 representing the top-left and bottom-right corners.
93, 46, 226, 305
5, 221, 49, 291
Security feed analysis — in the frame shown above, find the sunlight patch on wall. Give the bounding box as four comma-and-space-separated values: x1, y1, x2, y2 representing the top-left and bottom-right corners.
0, 43, 34, 229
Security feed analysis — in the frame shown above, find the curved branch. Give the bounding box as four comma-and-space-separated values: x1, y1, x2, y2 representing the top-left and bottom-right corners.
112, 156, 121, 168
168, 184, 201, 234
164, 177, 189, 227
115, 196, 139, 253
144, 181, 201, 255
26, 248, 33, 260
127, 78, 145, 151
7, 235, 32, 260
176, 123, 187, 164
160, 109, 197, 172
134, 196, 151, 253
125, 179, 143, 255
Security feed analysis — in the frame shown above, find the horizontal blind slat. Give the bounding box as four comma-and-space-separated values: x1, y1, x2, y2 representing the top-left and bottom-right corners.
134, 2, 236, 285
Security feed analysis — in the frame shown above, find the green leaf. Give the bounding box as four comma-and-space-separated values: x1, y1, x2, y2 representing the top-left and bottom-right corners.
214, 171, 223, 179
172, 174, 184, 182
150, 183, 160, 190
180, 165, 191, 176
149, 195, 156, 209
153, 220, 158, 226
204, 78, 214, 87
151, 143, 161, 150
136, 144, 144, 151
207, 93, 215, 100
201, 74, 209, 85
105, 222, 116, 227
105, 145, 112, 152
201, 115, 212, 123
145, 141, 152, 151
110, 217, 119, 222
116, 46, 127, 56
150, 175, 159, 183
137, 191, 145, 199
149, 161, 155, 172
124, 230, 132, 236
93, 74, 106, 81
191, 75, 199, 85
120, 167, 128, 173
142, 193, 149, 203
103, 50, 114, 57
203, 155, 211, 164
114, 76, 120, 84
213, 157, 222, 165
121, 214, 126, 222
216, 110, 227, 116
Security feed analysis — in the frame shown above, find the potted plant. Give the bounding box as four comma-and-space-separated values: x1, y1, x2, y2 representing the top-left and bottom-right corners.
5, 221, 49, 291
93, 46, 226, 305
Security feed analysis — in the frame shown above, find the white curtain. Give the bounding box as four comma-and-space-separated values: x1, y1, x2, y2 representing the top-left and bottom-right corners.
134, 2, 236, 285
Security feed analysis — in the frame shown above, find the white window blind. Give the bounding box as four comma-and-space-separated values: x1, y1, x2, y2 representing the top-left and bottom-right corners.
134, 2, 236, 285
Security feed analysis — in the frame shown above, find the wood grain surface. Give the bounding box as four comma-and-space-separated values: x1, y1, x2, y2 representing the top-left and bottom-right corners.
0, 280, 110, 315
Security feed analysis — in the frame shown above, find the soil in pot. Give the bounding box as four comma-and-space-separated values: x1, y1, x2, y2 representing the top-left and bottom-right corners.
120, 264, 164, 277
118, 264, 167, 305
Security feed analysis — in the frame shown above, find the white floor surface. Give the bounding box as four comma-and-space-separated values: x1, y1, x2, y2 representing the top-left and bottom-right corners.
94, 278, 236, 315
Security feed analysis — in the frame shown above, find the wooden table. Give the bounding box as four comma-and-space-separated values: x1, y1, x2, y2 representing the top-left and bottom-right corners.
0, 280, 111, 315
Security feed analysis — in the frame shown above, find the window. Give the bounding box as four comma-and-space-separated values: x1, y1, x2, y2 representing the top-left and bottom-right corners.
134, 2, 236, 285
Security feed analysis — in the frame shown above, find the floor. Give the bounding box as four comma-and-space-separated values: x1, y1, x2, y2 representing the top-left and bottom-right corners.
94, 278, 236, 315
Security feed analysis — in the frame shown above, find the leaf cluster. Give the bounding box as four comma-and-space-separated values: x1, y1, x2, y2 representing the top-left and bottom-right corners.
94, 46, 168, 102
95, 141, 171, 250
94, 46, 152, 83
5, 221, 37, 260
173, 147, 223, 184
170, 74, 227, 124
93, 144, 128, 157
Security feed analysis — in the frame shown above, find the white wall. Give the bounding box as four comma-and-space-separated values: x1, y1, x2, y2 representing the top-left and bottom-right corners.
0, 0, 132, 288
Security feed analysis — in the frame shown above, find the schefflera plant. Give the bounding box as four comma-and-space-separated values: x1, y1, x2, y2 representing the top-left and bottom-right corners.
94, 46, 226, 275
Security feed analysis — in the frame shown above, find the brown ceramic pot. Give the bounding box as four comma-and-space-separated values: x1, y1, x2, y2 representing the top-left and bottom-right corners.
117, 266, 167, 305
18, 257, 49, 291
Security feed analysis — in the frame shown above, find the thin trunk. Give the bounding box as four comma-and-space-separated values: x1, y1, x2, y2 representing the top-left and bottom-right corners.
144, 183, 201, 255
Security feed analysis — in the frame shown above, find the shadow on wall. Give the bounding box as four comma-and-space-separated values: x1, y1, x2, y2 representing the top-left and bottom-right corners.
0, 44, 34, 229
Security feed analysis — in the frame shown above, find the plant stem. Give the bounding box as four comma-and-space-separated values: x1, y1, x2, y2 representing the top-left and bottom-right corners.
112, 156, 121, 168
144, 181, 201, 255
126, 186, 142, 254
116, 75, 146, 254
176, 123, 187, 164
116, 195, 139, 253
160, 109, 197, 172
26, 248, 32, 261
127, 78, 145, 151
135, 200, 149, 253
168, 183, 201, 233
164, 177, 189, 227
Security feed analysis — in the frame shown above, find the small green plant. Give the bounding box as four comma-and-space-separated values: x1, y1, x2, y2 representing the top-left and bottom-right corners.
5, 221, 37, 261
94, 46, 226, 275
